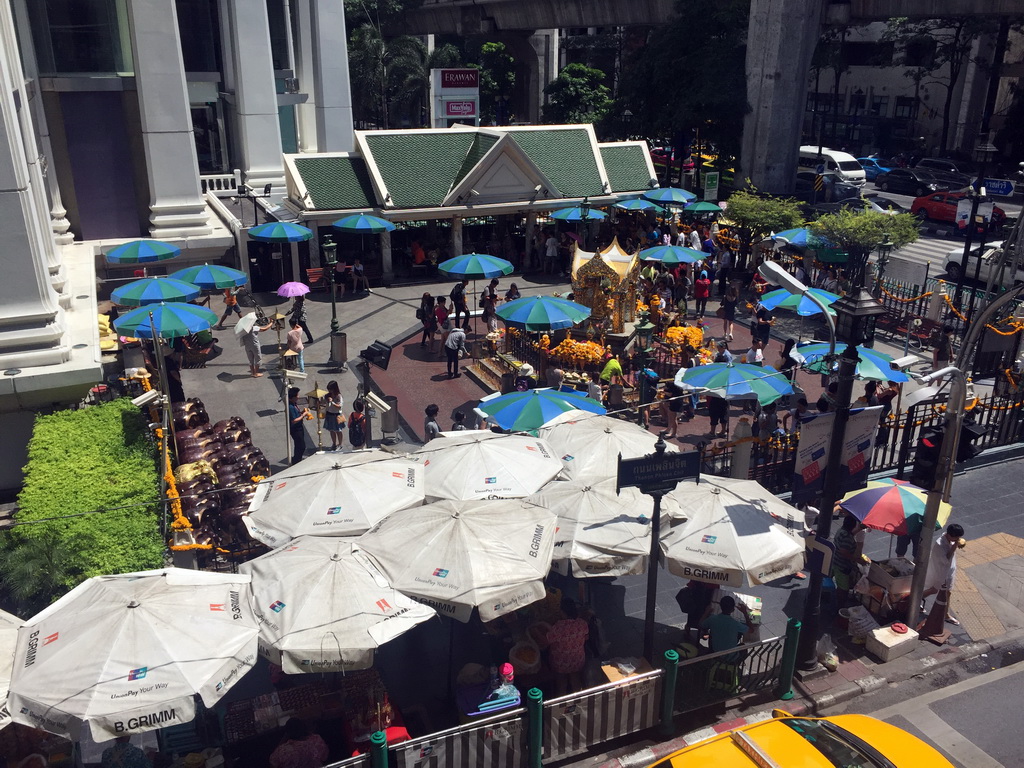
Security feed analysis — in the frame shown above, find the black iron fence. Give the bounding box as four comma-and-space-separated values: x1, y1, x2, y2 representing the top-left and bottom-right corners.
674, 635, 786, 714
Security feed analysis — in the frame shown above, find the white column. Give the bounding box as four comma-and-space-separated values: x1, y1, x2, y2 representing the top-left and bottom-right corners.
299, 0, 354, 152
5, 0, 69, 305
126, 0, 211, 237
0, 29, 68, 368
452, 216, 463, 256
228, 0, 285, 191
294, 0, 318, 151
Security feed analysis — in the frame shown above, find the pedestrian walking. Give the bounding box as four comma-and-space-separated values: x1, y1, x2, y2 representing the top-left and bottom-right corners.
348, 399, 368, 449
693, 271, 711, 318
424, 403, 442, 442
924, 523, 966, 625
719, 285, 739, 340
480, 278, 500, 332
418, 293, 437, 348
444, 325, 468, 378
324, 379, 344, 451
451, 410, 468, 430
707, 395, 729, 438
287, 318, 305, 372
288, 295, 315, 344
288, 387, 310, 465
449, 279, 470, 329
216, 287, 242, 329
240, 317, 273, 377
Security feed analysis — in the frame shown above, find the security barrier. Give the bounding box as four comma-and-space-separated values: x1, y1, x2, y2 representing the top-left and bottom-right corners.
325, 754, 370, 768
673, 634, 786, 714
390, 709, 527, 768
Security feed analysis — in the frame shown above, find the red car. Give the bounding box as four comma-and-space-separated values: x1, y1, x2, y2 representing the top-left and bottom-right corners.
650, 148, 696, 174
911, 191, 1006, 227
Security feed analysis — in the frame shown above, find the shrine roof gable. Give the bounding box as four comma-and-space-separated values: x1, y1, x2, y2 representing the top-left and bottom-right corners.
443, 134, 559, 207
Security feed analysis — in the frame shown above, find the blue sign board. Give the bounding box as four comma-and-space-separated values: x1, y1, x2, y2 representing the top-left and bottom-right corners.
985, 178, 1014, 197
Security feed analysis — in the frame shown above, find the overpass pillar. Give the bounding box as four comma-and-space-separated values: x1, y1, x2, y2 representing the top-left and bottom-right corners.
741, 0, 825, 194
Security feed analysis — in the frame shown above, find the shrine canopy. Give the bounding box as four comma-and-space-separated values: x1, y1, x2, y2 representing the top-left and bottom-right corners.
571, 237, 638, 283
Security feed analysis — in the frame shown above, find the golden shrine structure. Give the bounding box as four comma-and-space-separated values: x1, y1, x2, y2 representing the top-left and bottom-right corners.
570, 238, 639, 336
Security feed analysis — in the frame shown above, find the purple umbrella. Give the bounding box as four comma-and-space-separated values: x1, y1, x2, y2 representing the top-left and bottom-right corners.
277, 282, 310, 298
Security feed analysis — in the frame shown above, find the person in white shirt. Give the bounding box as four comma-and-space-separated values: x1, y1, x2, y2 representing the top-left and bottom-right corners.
743, 339, 764, 365
544, 231, 559, 275
687, 228, 701, 250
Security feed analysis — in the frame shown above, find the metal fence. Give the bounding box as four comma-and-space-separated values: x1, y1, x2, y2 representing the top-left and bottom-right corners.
541, 671, 662, 763
390, 709, 527, 768
325, 755, 371, 768
673, 636, 786, 714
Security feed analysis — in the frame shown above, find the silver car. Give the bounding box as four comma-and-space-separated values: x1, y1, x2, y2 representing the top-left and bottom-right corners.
943, 241, 1023, 286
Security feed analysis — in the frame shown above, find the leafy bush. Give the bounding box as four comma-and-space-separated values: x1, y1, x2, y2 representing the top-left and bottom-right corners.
1, 399, 163, 615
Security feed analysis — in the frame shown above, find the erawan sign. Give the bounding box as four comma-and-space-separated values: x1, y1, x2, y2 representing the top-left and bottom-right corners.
431, 68, 480, 127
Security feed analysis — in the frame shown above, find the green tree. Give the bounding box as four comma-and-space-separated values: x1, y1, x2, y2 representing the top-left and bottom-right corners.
345, 0, 423, 29
724, 189, 805, 268
347, 26, 426, 128
473, 42, 516, 124
395, 42, 463, 126
615, 0, 749, 162
543, 63, 612, 125
809, 208, 919, 286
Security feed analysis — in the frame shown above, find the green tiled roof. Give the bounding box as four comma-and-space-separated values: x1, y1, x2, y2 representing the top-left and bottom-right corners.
600, 145, 651, 193
294, 156, 376, 210
363, 132, 479, 208
453, 133, 499, 187
509, 129, 605, 197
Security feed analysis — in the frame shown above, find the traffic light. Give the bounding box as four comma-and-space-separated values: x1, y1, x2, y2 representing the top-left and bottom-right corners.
956, 417, 987, 462
910, 427, 943, 488
359, 340, 393, 370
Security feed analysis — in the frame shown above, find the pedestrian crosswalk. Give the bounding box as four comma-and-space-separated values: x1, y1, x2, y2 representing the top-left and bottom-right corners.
879, 235, 959, 286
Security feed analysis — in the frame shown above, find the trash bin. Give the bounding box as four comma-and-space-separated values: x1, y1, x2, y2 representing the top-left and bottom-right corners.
331, 331, 347, 366
381, 395, 400, 444
500, 372, 515, 394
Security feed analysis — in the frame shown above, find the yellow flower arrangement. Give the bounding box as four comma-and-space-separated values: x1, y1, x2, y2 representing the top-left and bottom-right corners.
550, 338, 606, 368
636, 299, 648, 314
664, 325, 704, 348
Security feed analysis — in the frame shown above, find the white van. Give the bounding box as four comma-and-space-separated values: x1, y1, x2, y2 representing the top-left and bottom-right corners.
798, 146, 867, 187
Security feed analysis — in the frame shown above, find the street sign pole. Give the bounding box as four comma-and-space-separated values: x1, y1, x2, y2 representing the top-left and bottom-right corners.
617, 434, 701, 663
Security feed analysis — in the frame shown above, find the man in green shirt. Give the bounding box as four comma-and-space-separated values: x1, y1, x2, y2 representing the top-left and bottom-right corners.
600, 353, 623, 384
699, 595, 753, 653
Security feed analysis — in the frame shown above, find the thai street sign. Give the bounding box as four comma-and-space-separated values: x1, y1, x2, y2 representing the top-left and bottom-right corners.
617, 449, 700, 494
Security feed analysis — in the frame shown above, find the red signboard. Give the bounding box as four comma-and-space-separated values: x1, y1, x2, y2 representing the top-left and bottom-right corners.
441, 69, 479, 89
445, 101, 477, 117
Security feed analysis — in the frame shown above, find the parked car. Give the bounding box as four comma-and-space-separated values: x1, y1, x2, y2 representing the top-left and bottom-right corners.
874, 168, 943, 196
911, 191, 1007, 227
794, 171, 861, 203
915, 156, 978, 177
650, 147, 695, 174
943, 241, 1022, 285
646, 711, 953, 768
856, 157, 895, 181
804, 195, 906, 218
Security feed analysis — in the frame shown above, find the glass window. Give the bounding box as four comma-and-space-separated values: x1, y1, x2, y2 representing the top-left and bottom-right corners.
870, 95, 888, 117
28, 0, 131, 75
176, 0, 222, 73
849, 93, 866, 113
894, 97, 917, 119
777, 719, 884, 768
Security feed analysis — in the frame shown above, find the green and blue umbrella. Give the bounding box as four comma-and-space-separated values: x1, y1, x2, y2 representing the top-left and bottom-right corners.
638, 245, 705, 264
838, 478, 951, 535
642, 187, 697, 205
675, 363, 795, 406
550, 206, 608, 221
684, 201, 723, 213
332, 214, 396, 233
760, 288, 840, 317
614, 199, 663, 212
772, 228, 832, 249
104, 240, 181, 264
111, 277, 201, 307
113, 302, 218, 340
249, 222, 313, 242
496, 296, 591, 331
169, 264, 248, 290
438, 253, 514, 279
480, 388, 606, 432
796, 342, 909, 383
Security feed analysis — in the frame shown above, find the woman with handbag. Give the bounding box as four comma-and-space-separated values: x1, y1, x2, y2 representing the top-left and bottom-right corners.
718, 285, 739, 341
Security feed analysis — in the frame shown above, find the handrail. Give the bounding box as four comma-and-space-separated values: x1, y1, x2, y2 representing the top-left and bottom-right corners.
675, 634, 783, 667
544, 668, 663, 707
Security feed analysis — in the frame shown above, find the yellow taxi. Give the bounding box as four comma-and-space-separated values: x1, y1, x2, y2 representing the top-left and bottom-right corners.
648, 710, 953, 767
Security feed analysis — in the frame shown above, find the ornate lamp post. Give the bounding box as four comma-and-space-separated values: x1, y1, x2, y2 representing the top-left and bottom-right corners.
322, 235, 346, 369
634, 311, 655, 426
873, 238, 894, 298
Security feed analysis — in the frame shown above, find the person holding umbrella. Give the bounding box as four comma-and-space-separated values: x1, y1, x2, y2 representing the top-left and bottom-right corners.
288, 387, 311, 464
288, 295, 315, 345
238, 314, 274, 377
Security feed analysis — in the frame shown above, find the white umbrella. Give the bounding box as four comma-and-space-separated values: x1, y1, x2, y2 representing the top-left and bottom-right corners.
539, 411, 679, 480
358, 499, 556, 622
234, 311, 258, 337
240, 537, 435, 674
8, 568, 258, 741
412, 431, 562, 501
243, 450, 424, 547
0, 609, 21, 731
660, 476, 805, 587
526, 478, 654, 578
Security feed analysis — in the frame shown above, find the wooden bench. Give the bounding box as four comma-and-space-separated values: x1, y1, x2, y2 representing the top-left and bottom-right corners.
305, 268, 328, 291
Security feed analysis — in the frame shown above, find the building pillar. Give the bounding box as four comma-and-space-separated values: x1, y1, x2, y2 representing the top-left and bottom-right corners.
524, 212, 537, 269
5, 0, 69, 305
295, 0, 354, 152
452, 216, 463, 256
126, 0, 212, 237
529, 30, 559, 124
741, 0, 824, 195
380, 231, 393, 282
228, 0, 285, 192
0, 30, 68, 368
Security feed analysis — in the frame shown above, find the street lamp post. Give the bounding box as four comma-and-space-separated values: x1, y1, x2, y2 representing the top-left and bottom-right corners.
322, 235, 347, 370
873, 238, 894, 298
635, 312, 655, 427
952, 142, 998, 317
579, 197, 591, 249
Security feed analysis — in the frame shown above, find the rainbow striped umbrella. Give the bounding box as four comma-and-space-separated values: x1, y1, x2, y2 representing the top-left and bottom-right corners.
839, 478, 951, 535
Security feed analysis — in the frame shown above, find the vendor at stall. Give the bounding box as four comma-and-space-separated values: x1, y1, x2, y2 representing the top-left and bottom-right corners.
699, 596, 753, 653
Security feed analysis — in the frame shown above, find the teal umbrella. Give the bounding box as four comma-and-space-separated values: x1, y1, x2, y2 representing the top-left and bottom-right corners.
614, 199, 664, 212
438, 253, 514, 279
480, 388, 606, 432
113, 302, 218, 340
760, 288, 839, 317
796, 343, 909, 383
332, 214, 396, 233
496, 296, 591, 331
771, 228, 832, 249
638, 245, 705, 264
104, 240, 181, 264
684, 201, 723, 213
642, 187, 696, 205
675, 363, 795, 406
249, 222, 313, 242
550, 206, 608, 221
169, 264, 249, 290
111, 277, 201, 307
